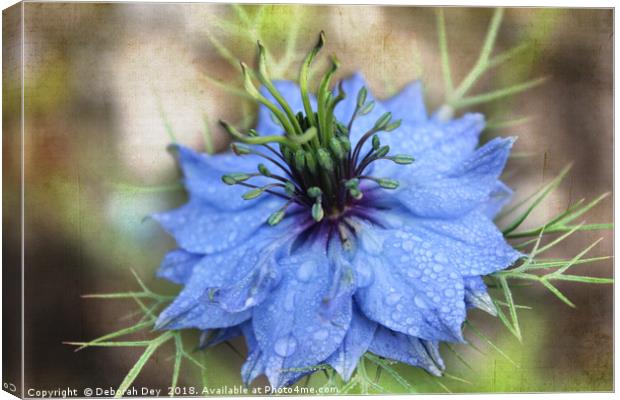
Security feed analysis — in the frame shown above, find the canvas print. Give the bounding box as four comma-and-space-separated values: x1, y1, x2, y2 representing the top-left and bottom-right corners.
2, 3, 613, 397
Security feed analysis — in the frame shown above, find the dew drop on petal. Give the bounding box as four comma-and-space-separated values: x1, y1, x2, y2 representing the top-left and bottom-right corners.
355, 262, 374, 288
385, 292, 402, 306
414, 295, 428, 309
274, 335, 298, 357
313, 329, 329, 341
283, 290, 296, 312
296, 261, 316, 282
407, 268, 422, 279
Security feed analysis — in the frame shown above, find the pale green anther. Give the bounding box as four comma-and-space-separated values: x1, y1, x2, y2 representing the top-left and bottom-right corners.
312, 201, 324, 222
373, 112, 392, 130
377, 178, 399, 189
317, 148, 334, 171
294, 149, 306, 171
284, 181, 295, 196
258, 163, 271, 176
357, 87, 368, 108
231, 143, 251, 155
376, 145, 390, 158
307, 186, 322, 198
359, 101, 375, 115
349, 187, 363, 200
305, 150, 317, 174
242, 188, 264, 200
372, 135, 381, 150
222, 173, 251, 185
345, 178, 360, 189
391, 154, 415, 164
338, 135, 351, 152
268, 210, 285, 226
384, 119, 402, 132
329, 137, 345, 159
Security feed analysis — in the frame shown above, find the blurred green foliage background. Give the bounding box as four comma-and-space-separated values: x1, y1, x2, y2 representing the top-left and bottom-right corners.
4, 3, 612, 394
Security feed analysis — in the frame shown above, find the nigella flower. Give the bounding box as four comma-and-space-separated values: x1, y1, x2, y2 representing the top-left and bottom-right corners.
153, 33, 521, 387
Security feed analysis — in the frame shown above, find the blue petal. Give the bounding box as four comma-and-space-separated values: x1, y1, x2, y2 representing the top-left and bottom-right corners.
353, 220, 466, 342
393, 137, 515, 219
155, 223, 296, 330
381, 81, 427, 124
380, 207, 522, 277
241, 322, 312, 387
153, 196, 281, 255
213, 239, 289, 313
256, 81, 317, 134
376, 113, 485, 179
157, 249, 202, 285
173, 145, 270, 211
481, 181, 513, 219
199, 325, 242, 349
251, 239, 353, 388
326, 304, 377, 381
156, 299, 250, 331
369, 327, 444, 376
241, 322, 267, 385
464, 276, 497, 316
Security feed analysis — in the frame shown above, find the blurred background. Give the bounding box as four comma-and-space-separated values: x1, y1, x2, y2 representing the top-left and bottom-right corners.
3, 3, 612, 394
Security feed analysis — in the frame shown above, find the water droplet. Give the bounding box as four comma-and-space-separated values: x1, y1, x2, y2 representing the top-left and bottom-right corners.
402, 240, 414, 251
355, 262, 374, 288
385, 292, 402, 306
274, 335, 297, 357
414, 295, 428, 309
434, 253, 448, 263
313, 329, 329, 341
407, 269, 422, 279
296, 261, 315, 282
283, 291, 295, 311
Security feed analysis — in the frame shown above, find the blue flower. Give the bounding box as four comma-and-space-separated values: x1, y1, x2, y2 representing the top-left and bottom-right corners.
153, 36, 521, 388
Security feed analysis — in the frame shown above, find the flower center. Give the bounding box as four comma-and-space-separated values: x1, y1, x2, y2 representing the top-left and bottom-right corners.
220, 32, 414, 227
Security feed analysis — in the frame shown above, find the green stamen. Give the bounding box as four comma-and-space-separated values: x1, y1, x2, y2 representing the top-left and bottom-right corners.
220, 32, 415, 227
268, 209, 286, 226
312, 200, 324, 222
258, 163, 271, 176
390, 154, 415, 165
242, 188, 265, 200
299, 31, 325, 128
222, 173, 253, 185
